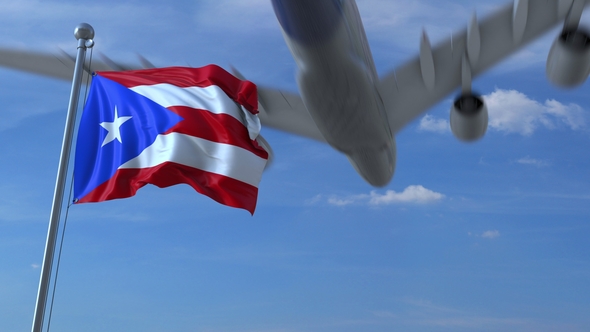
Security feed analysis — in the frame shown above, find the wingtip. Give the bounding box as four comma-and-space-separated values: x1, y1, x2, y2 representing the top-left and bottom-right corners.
136, 53, 155, 69
230, 64, 246, 80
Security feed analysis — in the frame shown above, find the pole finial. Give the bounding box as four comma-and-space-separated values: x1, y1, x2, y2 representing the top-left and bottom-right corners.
74, 23, 94, 40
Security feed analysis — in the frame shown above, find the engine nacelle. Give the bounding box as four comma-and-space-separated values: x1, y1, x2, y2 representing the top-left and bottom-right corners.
450, 94, 488, 142
546, 29, 590, 87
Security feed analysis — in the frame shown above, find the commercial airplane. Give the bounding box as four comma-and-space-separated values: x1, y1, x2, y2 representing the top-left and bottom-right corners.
0, 0, 589, 187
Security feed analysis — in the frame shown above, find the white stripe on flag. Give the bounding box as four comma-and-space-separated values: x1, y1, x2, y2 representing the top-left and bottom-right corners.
130, 83, 262, 140
131, 84, 244, 122
119, 133, 266, 187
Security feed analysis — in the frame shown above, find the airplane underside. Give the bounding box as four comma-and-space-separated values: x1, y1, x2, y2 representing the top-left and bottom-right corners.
272, 0, 396, 186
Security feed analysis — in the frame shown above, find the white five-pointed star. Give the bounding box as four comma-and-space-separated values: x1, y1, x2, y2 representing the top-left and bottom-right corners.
99, 106, 133, 147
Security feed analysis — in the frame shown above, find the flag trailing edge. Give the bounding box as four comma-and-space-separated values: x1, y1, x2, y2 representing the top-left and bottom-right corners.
73, 65, 269, 214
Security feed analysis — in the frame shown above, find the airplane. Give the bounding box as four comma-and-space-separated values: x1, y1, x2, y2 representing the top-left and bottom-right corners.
0, 0, 589, 187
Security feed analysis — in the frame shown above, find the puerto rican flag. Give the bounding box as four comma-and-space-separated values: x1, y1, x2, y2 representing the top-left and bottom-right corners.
73, 65, 269, 214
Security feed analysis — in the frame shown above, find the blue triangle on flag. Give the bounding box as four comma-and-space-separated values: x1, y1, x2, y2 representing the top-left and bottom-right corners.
74, 74, 183, 200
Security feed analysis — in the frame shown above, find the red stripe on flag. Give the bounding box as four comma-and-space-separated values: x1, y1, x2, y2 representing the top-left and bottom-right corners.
77, 162, 259, 214
165, 106, 269, 159
97, 65, 258, 113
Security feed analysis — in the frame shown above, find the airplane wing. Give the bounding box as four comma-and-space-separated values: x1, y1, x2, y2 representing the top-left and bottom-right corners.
0, 47, 325, 142
0, 48, 135, 81
256, 87, 324, 141
379, 0, 587, 134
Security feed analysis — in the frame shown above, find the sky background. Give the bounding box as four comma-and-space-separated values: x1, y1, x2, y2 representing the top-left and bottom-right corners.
1, 0, 590, 331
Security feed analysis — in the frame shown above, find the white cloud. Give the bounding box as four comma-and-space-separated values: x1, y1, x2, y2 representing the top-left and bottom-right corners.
327, 197, 357, 207
517, 156, 550, 167
481, 230, 500, 239
31, 264, 40, 269
369, 185, 445, 205
318, 185, 445, 207
418, 114, 449, 133
484, 88, 586, 135
418, 88, 586, 136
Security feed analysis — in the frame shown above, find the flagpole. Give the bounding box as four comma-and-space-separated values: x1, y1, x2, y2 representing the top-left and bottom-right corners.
31, 23, 94, 332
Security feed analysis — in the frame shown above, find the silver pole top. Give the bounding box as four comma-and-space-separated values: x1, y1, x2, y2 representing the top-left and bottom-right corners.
74, 23, 94, 40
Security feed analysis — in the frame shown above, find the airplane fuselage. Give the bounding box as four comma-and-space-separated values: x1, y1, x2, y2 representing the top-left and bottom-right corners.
272, 0, 396, 186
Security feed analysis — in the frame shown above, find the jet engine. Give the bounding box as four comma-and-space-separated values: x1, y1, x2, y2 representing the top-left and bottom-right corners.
546, 28, 590, 87
450, 94, 488, 142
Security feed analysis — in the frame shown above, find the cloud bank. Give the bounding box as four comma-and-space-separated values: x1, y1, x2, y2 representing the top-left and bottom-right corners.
481, 230, 500, 239
485, 89, 585, 135
369, 185, 445, 205
517, 156, 550, 167
313, 185, 445, 207
418, 88, 586, 135
418, 114, 449, 133
468, 230, 501, 239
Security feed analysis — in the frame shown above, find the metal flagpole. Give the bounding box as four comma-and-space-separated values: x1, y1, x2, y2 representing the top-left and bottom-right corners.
31, 23, 94, 332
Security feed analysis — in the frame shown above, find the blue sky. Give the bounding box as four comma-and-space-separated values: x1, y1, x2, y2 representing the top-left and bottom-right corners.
1, 0, 590, 331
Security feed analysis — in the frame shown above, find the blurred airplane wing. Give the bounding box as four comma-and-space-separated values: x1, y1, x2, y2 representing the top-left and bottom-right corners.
0, 47, 324, 142
0, 48, 135, 81
0, 48, 75, 80
379, 0, 583, 134
256, 87, 324, 141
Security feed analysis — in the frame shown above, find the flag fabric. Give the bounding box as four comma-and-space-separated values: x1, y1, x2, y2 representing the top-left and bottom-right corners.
73, 65, 269, 214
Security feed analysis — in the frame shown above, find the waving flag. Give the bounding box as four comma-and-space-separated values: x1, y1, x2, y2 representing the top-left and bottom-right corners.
74, 65, 269, 214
